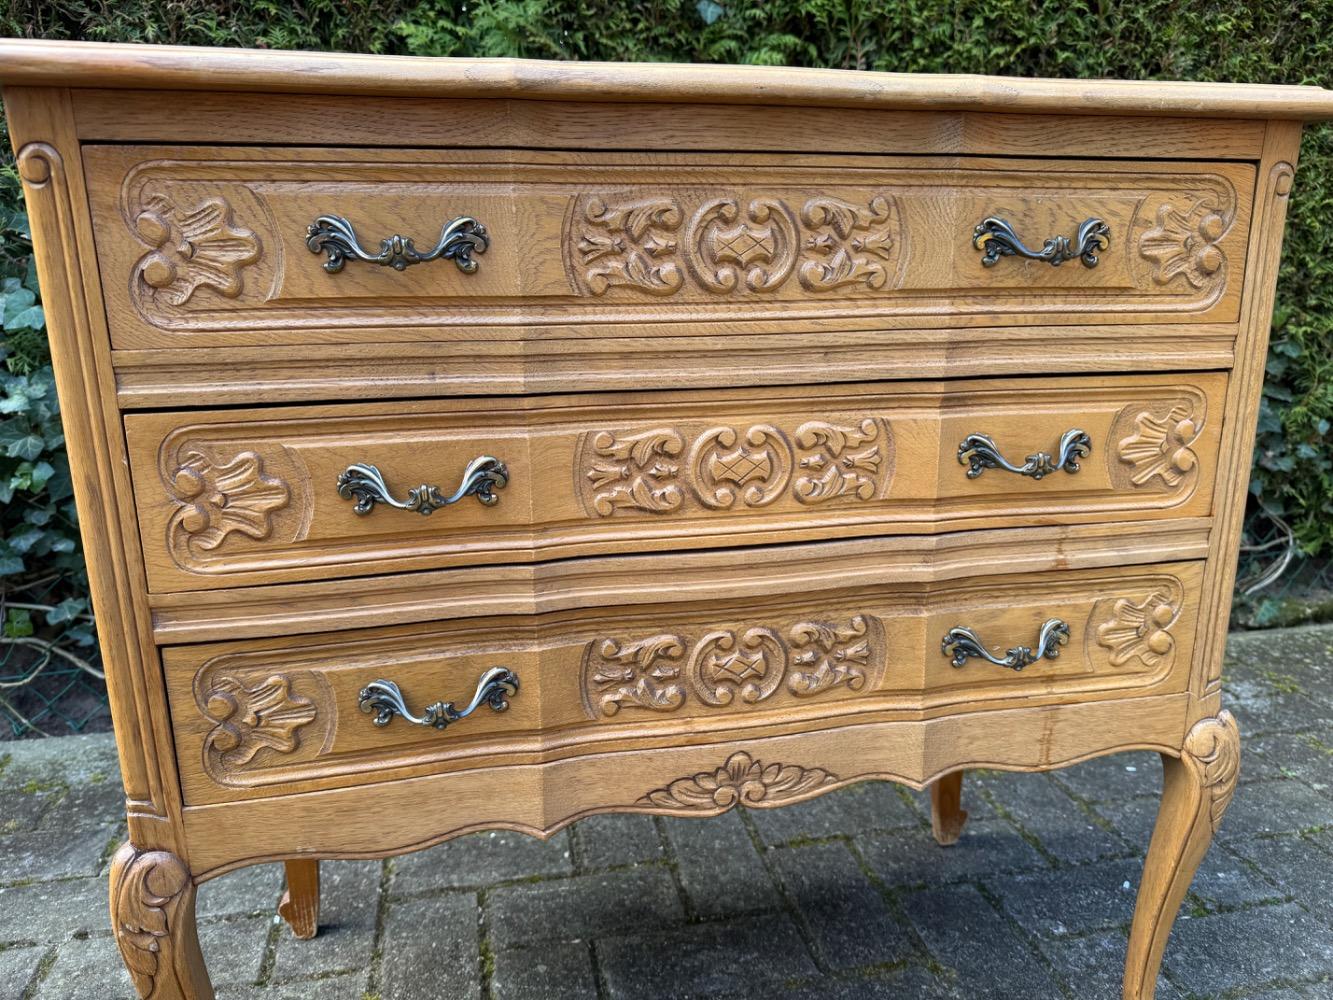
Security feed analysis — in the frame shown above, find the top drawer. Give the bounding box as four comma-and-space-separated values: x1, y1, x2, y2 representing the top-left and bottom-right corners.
83, 147, 1255, 349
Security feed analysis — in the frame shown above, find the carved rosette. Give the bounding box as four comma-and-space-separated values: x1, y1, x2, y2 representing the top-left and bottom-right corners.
1114, 397, 1206, 491
578, 418, 890, 517
165, 448, 291, 558
1094, 585, 1182, 670
581, 614, 884, 719
1182, 711, 1241, 831
581, 634, 688, 717
637, 751, 839, 812
567, 190, 898, 297
110, 845, 196, 999
1138, 189, 1234, 291
132, 193, 260, 306
202, 673, 318, 768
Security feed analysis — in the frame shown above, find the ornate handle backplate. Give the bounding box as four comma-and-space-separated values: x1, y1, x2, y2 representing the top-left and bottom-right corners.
337, 456, 508, 516
958, 429, 1091, 481
941, 619, 1070, 671
306, 214, 489, 273
358, 666, 519, 730
973, 217, 1110, 268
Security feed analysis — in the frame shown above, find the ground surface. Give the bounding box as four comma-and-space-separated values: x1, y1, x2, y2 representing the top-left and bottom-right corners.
2, 625, 1332, 1000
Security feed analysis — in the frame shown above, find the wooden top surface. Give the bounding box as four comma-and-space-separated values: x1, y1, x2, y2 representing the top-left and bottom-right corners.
3, 38, 1333, 120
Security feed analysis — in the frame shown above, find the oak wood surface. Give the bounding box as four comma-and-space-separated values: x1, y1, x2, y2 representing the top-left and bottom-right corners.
164, 558, 1203, 805
124, 373, 1226, 592
277, 860, 319, 940
2, 44, 1314, 1000
930, 772, 969, 846
147, 519, 1214, 644
5, 39, 1333, 119
83, 146, 1255, 350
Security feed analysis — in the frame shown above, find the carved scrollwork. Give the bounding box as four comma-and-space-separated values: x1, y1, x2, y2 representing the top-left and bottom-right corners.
575, 196, 684, 295
1182, 711, 1241, 831
1115, 400, 1204, 490
110, 845, 195, 999
799, 196, 896, 290
567, 191, 899, 297
581, 614, 882, 718
582, 429, 685, 516
581, 634, 688, 717
637, 751, 839, 812
202, 673, 317, 768
687, 628, 786, 706
787, 614, 878, 696
689, 425, 791, 509
793, 418, 886, 504
1095, 587, 1181, 669
1139, 196, 1233, 289
132, 194, 260, 306
686, 198, 799, 292
166, 449, 290, 554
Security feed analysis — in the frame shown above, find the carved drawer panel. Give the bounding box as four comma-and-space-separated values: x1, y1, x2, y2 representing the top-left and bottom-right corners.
83, 145, 1254, 350
164, 557, 1203, 804
124, 373, 1225, 592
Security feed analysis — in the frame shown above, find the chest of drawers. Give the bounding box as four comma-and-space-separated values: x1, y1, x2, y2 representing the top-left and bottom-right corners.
5, 40, 1332, 1000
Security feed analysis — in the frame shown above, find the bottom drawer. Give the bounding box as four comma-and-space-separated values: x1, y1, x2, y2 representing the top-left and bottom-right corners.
165, 553, 1203, 805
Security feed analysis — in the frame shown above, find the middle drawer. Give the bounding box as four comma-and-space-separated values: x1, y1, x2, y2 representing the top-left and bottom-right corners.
125, 373, 1224, 592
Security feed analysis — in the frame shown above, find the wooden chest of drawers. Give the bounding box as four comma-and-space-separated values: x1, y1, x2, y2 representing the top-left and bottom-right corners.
6, 40, 1332, 999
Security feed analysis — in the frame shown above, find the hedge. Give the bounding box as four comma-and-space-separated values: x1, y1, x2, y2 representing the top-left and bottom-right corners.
1, 1, 1330, 650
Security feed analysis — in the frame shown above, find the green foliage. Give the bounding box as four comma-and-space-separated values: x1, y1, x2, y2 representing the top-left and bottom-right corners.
0, 0, 1331, 658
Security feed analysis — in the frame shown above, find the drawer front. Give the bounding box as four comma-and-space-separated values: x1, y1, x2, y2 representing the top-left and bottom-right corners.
125, 374, 1225, 592
85, 146, 1254, 349
165, 559, 1203, 804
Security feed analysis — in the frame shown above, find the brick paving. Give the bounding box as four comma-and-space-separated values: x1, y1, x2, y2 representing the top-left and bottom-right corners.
2, 625, 1332, 1000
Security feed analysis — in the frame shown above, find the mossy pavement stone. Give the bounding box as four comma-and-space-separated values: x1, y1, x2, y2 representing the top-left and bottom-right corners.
658, 810, 782, 919
490, 940, 598, 1000
0, 943, 45, 999
390, 829, 573, 896
857, 818, 1049, 887
1035, 931, 1181, 1000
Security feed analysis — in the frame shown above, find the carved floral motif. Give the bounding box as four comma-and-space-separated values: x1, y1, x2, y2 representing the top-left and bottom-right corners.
133, 194, 260, 306
202, 673, 318, 768
787, 615, 876, 696
637, 751, 839, 812
1116, 400, 1204, 489
579, 419, 889, 517
110, 845, 193, 999
166, 449, 290, 553
794, 419, 884, 504
568, 191, 898, 297
1139, 197, 1232, 289
583, 634, 688, 716
581, 614, 883, 718
1096, 589, 1181, 668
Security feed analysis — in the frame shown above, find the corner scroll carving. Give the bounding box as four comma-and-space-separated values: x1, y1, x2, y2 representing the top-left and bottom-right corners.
1094, 583, 1183, 670
1182, 711, 1240, 831
165, 449, 291, 556
581, 634, 688, 717
1138, 185, 1235, 291
1115, 398, 1205, 490
132, 194, 261, 306
110, 845, 196, 999
636, 751, 839, 812
202, 673, 318, 768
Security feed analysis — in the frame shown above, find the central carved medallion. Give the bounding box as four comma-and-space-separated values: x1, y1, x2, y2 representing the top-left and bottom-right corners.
567, 191, 898, 297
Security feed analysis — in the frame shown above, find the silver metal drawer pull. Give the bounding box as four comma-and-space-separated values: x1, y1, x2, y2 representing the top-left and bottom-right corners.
973, 216, 1110, 268
306, 214, 489, 273
958, 429, 1091, 481
941, 619, 1070, 671
359, 666, 519, 730
337, 456, 508, 516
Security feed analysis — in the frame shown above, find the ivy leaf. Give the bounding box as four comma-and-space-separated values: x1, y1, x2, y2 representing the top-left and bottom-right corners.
3, 608, 33, 638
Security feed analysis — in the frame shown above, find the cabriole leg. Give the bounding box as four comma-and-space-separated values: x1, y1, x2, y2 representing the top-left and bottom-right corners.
929, 771, 969, 846
1123, 711, 1240, 1000
278, 859, 321, 939
109, 842, 214, 1000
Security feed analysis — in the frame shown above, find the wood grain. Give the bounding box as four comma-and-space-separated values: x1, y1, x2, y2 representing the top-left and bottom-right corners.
124, 374, 1226, 592
83, 146, 1255, 350
163, 559, 1204, 805
5, 39, 1333, 119
930, 772, 969, 846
